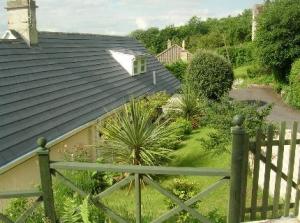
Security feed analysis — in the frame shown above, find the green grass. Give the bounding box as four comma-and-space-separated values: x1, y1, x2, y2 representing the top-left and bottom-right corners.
103, 127, 231, 222
234, 64, 275, 87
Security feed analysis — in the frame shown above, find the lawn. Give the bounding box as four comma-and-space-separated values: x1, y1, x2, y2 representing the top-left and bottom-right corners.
103, 127, 231, 222
234, 64, 275, 87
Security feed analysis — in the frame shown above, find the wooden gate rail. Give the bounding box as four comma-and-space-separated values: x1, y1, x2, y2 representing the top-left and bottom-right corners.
50, 162, 230, 176
243, 121, 300, 221
0, 190, 43, 223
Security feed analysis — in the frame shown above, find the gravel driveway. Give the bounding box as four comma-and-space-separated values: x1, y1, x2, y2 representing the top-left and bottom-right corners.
230, 86, 300, 130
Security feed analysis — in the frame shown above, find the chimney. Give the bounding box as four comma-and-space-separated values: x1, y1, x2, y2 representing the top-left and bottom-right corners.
6, 0, 38, 46
167, 39, 172, 49
182, 40, 186, 50
252, 4, 263, 41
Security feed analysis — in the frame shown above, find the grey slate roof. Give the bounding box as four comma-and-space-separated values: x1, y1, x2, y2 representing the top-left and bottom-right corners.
0, 31, 180, 168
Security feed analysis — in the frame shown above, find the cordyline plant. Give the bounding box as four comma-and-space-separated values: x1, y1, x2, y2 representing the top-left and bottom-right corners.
165, 81, 201, 122
179, 82, 200, 120
99, 99, 172, 166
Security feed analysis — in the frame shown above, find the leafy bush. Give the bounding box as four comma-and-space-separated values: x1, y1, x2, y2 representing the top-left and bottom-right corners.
158, 118, 192, 150
199, 130, 230, 155
207, 209, 226, 223
287, 59, 300, 108
217, 43, 254, 67
165, 178, 199, 223
165, 60, 188, 80
170, 118, 193, 136
4, 198, 46, 223
187, 50, 234, 100
140, 91, 170, 121
246, 64, 273, 79
255, 0, 300, 80
189, 32, 225, 50
201, 97, 272, 143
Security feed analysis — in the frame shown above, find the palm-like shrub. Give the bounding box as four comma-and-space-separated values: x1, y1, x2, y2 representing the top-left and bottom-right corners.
179, 82, 201, 120
164, 82, 202, 128
100, 99, 172, 165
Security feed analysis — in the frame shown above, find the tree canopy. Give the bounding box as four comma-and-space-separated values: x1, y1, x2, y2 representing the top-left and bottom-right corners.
129, 10, 252, 54
255, 0, 300, 80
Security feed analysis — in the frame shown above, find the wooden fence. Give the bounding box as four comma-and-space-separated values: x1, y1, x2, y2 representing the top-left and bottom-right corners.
2, 116, 298, 222
241, 121, 300, 221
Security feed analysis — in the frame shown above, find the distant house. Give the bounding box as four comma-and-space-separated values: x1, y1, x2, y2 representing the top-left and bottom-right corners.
0, 0, 180, 194
156, 40, 193, 64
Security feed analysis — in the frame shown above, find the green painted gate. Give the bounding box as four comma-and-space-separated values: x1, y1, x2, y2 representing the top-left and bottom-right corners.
241, 121, 300, 221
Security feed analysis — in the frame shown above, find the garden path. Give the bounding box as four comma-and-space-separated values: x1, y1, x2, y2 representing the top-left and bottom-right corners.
230, 85, 300, 130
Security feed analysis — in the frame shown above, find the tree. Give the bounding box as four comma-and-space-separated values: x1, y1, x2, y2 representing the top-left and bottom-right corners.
255, 0, 300, 80
130, 27, 160, 54
100, 99, 171, 165
187, 50, 234, 100
165, 60, 188, 80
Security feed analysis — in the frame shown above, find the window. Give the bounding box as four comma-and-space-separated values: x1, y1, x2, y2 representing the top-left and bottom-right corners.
140, 58, 146, 73
133, 57, 147, 75
134, 60, 139, 75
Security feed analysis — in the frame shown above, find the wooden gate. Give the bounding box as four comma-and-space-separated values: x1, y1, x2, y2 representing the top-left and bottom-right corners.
241, 121, 300, 221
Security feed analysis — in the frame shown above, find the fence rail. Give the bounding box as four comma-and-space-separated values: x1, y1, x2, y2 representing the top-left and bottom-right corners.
49, 161, 230, 223
243, 121, 300, 221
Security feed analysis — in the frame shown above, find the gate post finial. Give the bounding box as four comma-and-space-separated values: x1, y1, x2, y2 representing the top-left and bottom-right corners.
228, 115, 246, 223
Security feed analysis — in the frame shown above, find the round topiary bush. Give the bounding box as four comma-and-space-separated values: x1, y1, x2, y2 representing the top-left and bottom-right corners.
288, 59, 300, 108
187, 50, 234, 100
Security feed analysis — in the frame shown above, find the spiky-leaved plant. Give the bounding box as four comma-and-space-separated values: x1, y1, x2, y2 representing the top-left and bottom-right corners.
100, 99, 172, 166
179, 82, 200, 121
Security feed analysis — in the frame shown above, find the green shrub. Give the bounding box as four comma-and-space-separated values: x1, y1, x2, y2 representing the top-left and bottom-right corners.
165, 178, 199, 223
4, 198, 45, 223
246, 64, 272, 79
170, 118, 193, 136
165, 60, 188, 80
287, 59, 300, 108
198, 98, 273, 155
207, 209, 226, 223
217, 43, 254, 67
140, 91, 170, 121
187, 50, 234, 100
158, 118, 192, 150
255, 0, 300, 80
199, 130, 230, 155
201, 97, 273, 139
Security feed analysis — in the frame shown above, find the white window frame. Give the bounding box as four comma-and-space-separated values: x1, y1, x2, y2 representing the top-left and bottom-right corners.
133, 57, 147, 75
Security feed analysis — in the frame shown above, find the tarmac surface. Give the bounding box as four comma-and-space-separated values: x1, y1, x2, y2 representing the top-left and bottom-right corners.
230, 86, 300, 130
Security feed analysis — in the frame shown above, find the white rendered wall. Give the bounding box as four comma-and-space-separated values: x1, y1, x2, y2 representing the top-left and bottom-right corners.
109, 50, 135, 76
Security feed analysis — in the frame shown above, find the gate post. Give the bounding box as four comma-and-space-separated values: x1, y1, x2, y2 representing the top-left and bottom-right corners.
37, 137, 57, 222
228, 115, 246, 223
